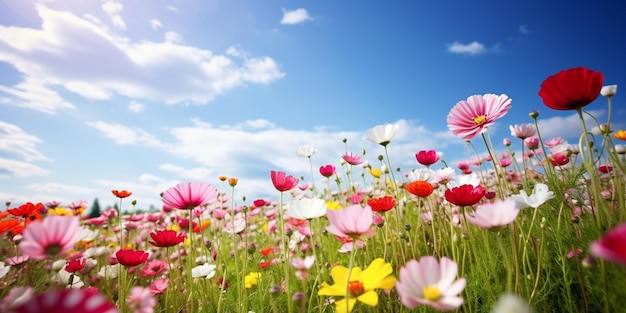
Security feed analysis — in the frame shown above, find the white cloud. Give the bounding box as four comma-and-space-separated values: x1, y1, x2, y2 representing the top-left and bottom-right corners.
0, 158, 50, 178
536, 110, 605, 140
0, 121, 51, 161
101, 1, 126, 30
165, 31, 184, 43
150, 19, 162, 30
0, 5, 284, 114
85, 121, 165, 147
128, 100, 145, 112
447, 41, 487, 56
281, 8, 312, 25
167, 6, 179, 13
158, 163, 215, 181
519, 25, 529, 35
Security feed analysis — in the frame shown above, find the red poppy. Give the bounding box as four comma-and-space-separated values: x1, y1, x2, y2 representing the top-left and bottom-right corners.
112, 189, 132, 198
415, 150, 440, 166
116, 249, 149, 267
538, 67, 604, 111
148, 229, 185, 248
259, 260, 272, 269
445, 184, 486, 207
253, 199, 267, 207
367, 196, 396, 212
260, 247, 274, 256
405, 181, 435, 197
65, 259, 87, 273
270, 170, 299, 192
0, 219, 23, 235
319, 164, 336, 178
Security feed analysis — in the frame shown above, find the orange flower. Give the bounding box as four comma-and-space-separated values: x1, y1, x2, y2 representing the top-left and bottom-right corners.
613, 130, 626, 141
218, 175, 228, 181
0, 219, 23, 235
228, 177, 238, 187
112, 189, 132, 198
405, 181, 435, 197
8, 202, 43, 218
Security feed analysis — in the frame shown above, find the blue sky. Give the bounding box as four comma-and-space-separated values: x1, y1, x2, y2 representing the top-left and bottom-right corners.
1, 0, 625, 211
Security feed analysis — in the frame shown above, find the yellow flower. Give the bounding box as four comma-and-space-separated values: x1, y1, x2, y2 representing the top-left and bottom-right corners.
244, 272, 261, 288
367, 167, 381, 179
326, 201, 342, 211
318, 258, 396, 313
613, 130, 626, 141
166, 224, 181, 232
47, 207, 72, 216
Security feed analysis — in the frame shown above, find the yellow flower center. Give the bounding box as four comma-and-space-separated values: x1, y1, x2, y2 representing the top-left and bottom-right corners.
347, 280, 365, 297
423, 285, 441, 301
472, 115, 487, 125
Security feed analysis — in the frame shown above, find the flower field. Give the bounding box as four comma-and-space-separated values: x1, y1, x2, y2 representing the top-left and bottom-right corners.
1, 67, 626, 313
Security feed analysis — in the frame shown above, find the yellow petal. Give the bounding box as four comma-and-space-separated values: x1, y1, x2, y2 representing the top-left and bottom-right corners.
379, 276, 397, 290
335, 298, 358, 313
357, 290, 379, 307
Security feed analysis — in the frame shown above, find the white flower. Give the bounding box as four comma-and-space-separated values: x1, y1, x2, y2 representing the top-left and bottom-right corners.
491, 292, 532, 313
509, 124, 536, 139
286, 198, 327, 220
84, 246, 108, 258
406, 168, 435, 183
79, 227, 99, 242
52, 269, 84, 289
51, 259, 67, 271
223, 214, 246, 234
0, 262, 10, 279
97, 264, 121, 279
614, 144, 626, 154
365, 123, 399, 146
510, 183, 555, 209
447, 172, 481, 189
601, 84, 617, 97
192, 262, 216, 279
296, 144, 317, 158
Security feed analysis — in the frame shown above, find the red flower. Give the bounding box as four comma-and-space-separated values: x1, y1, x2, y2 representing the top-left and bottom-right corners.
112, 189, 132, 198
415, 150, 440, 166
590, 222, 626, 265
253, 199, 267, 207
65, 259, 87, 273
260, 247, 274, 256
367, 196, 396, 212
319, 164, 336, 178
8, 202, 43, 224
405, 181, 435, 197
116, 249, 149, 267
548, 152, 570, 166
538, 67, 604, 111
270, 170, 299, 192
445, 184, 486, 207
0, 219, 23, 235
148, 229, 185, 248
259, 260, 272, 269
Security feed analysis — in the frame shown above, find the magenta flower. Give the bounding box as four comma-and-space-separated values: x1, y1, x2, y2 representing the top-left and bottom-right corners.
270, 170, 299, 192
319, 164, 336, 177
416, 150, 440, 166
446, 94, 512, 140
395, 256, 466, 311
590, 222, 626, 265
465, 198, 520, 229
148, 278, 169, 295
161, 182, 216, 210
13, 289, 117, 313
342, 152, 364, 166
18, 216, 81, 260
325, 204, 375, 239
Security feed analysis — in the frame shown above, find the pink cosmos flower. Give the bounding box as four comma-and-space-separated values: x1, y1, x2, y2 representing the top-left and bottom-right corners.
13, 289, 117, 313
342, 152, 364, 166
465, 198, 520, 229
509, 124, 536, 139
128, 287, 156, 313
447, 94, 512, 140
270, 170, 299, 192
148, 278, 169, 295
524, 137, 540, 150
590, 222, 626, 265
161, 182, 216, 211
18, 216, 81, 260
325, 204, 375, 239
140, 260, 168, 277
395, 256, 466, 310
319, 164, 336, 177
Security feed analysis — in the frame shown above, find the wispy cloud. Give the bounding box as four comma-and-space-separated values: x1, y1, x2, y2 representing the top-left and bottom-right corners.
101, 1, 126, 30
518, 25, 529, 35
0, 121, 50, 162
280, 8, 312, 25
447, 41, 487, 56
0, 5, 284, 114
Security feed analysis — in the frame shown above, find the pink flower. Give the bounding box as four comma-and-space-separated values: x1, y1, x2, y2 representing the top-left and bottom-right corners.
325, 204, 375, 239
465, 198, 520, 229
446, 94, 512, 140
270, 170, 299, 192
342, 152, 364, 166
18, 216, 81, 260
291, 255, 315, 271
524, 137, 540, 150
148, 278, 169, 295
319, 164, 336, 178
140, 260, 168, 277
416, 150, 440, 166
128, 287, 156, 313
509, 124, 536, 139
13, 289, 117, 313
161, 182, 216, 210
590, 222, 626, 265
395, 256, 466, 310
